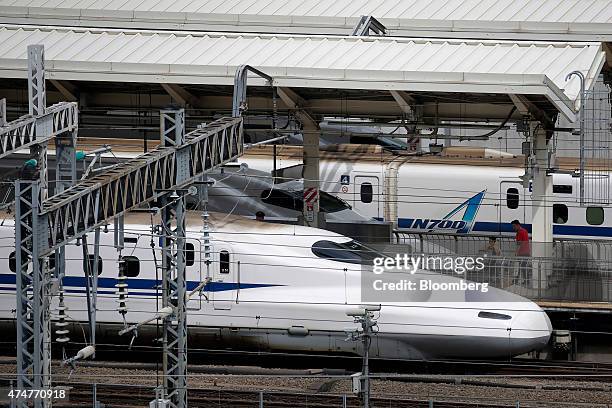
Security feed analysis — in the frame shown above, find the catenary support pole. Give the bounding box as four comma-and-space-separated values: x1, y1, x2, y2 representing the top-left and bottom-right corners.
15, 181, 51, 408
160, 109, 188, 408
15, 44, 55, 408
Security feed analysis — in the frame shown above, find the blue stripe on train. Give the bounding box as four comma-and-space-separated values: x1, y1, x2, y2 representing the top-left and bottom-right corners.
0, 274, 279, 293
395, 218, 612, 237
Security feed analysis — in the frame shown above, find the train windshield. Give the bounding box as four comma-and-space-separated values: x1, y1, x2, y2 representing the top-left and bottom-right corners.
319, 191, 351, 213
261, 189, 351, 213
311, 240, 383, 265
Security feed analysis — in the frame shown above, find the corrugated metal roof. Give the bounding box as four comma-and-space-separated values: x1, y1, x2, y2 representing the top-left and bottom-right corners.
0, 25, 605, 120
1, 0, 612, 40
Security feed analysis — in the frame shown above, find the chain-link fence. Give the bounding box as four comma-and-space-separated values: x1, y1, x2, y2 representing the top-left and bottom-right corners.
391, 232, 612, 303
580, 77, 612, 206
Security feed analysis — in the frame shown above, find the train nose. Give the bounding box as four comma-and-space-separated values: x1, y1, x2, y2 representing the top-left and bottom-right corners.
509, 310, 552, 354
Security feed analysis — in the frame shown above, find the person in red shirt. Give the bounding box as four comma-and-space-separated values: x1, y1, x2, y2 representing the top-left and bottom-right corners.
512, 220, 530, 256
511, 220, 530, 285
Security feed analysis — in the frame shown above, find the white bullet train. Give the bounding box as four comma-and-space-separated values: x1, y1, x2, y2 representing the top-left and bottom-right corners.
239, 144, 612, 240
0, 211, 551, 360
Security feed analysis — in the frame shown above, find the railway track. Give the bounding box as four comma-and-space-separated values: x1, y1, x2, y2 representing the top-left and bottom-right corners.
53, 382, 536, 408
1, 359, 610, 407
3, 353, 612, 379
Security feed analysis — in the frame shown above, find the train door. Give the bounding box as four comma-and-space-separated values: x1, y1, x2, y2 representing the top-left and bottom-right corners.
185, 239, 202, 310
212, 247, 235, 310
353, 175, 380, 218
499, 181, 526, 231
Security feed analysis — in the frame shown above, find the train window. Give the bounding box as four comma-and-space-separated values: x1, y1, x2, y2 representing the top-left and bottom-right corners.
311, 240, 384, 265
506, 188, 519, 209
119, 255, 140, 277
553, 204, 568, 224
219, 250, 230, 274
320, 191, 351, 213
478, 311, 511, 320
553, 185, 573, 194
83, 254, 103, 276
9, 252, 52, 272
586, 207, 604, 226
8, 251, 16, 272
186, 242, 195, 266
360, 182, 373, 203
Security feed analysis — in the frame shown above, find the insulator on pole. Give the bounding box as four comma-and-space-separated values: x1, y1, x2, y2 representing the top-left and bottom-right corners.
55, 290, 70, 343
115, 269, 128, 317
62, 345, 95, 368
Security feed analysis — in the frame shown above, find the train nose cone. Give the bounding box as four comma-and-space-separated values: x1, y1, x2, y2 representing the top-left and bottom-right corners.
509, 310, 552, 355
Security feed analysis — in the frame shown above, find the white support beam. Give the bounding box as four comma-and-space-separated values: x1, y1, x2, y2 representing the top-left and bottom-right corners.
389, 90, 421, 151
277, 87, 320, 226
531, 125, 553, 290
509, 94, 554, 128
389, 90, 415, 111
50, 79, 78, 102
508, 94, 530, 116
161, 83, 200, 108
276, 87, 318, 130
389, 90, 422, 122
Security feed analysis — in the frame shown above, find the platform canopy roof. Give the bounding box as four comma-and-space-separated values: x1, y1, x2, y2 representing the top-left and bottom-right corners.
1, 0, 612, 41
0, 25, 606, 122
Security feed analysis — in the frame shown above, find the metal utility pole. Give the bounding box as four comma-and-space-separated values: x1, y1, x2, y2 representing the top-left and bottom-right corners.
15, 180, 51, 408
28, 45, 48, 200
14, 44, 79, 408
159, 109, 189, 408
346, 305, 380, 408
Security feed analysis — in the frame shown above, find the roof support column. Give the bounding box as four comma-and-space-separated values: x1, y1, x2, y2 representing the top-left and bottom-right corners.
531, 125, 553, 291
389, 90, 420, 151
276, 87, 321, 226
303, 129, 320, 226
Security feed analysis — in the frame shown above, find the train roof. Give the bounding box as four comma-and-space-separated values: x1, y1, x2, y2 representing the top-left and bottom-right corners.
0, 210, 345, 240
244, 144, 612, 171
32, 138, 612, 171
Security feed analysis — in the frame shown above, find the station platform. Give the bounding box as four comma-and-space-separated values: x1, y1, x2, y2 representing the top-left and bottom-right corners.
538, 301, 612, 314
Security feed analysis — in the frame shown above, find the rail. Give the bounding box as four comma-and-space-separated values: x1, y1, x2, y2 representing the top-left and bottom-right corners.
4, 380, 610, 408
